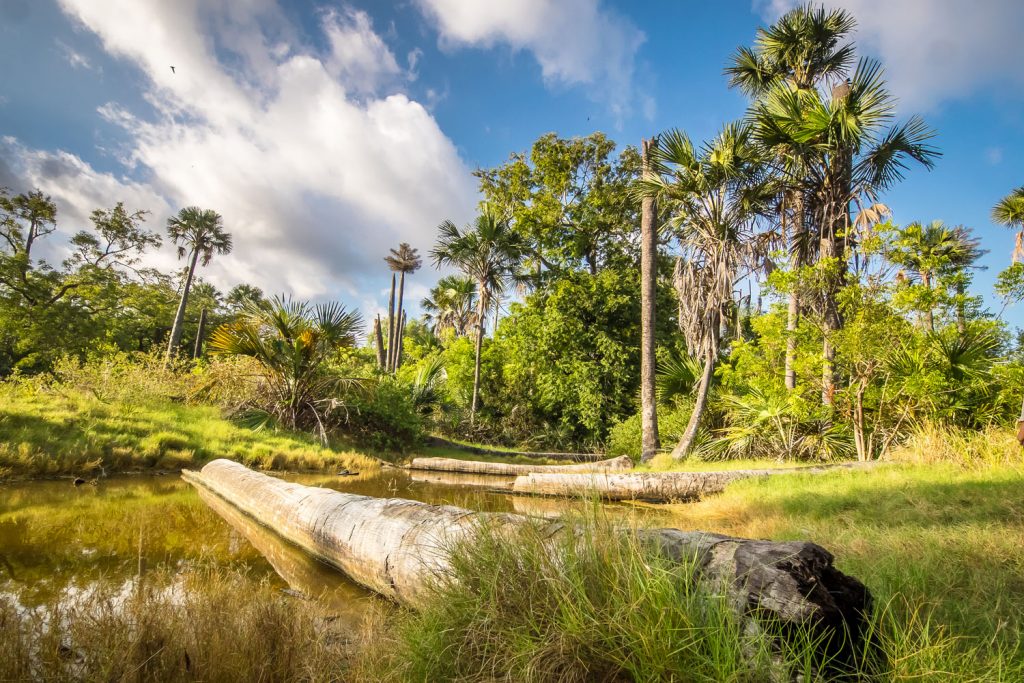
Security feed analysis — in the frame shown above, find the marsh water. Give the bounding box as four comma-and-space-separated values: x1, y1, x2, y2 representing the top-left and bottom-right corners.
1, 467, 665, 625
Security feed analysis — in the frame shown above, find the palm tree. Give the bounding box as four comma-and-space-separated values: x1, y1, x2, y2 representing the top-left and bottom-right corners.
993, 186, 1024, 263
729, 4, 857, 393
754, 58, 939, 404
165, 207, 231, 360
638, 124, 775, 458
384, 243, 422, 372
421, 275, 478, 337
889, 221, 983, 331
639, 137, 661, 461
208, 296, 362, 441
431, 206, 526, 422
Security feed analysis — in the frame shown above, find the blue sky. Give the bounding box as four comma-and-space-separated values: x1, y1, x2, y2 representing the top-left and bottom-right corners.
1, 0, 1022, 326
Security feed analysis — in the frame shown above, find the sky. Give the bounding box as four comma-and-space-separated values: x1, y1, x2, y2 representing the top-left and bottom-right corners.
1, 0, 1023, 327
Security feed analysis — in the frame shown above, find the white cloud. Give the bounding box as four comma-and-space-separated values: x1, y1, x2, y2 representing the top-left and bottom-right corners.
763, 0, 1024, 111
56, 39, 95, 71
414, 0, 648, 120
5, 0, 477, 314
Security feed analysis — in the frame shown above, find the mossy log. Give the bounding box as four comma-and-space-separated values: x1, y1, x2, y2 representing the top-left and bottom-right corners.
512, 462, 878, 502
408, 455, 632, 476
183, 459, 869, 647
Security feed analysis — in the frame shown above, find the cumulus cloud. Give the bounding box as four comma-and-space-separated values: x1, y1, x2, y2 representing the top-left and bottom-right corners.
5, 0, 476, 312
414, 0, 648, 120
763, 0, 1024, 111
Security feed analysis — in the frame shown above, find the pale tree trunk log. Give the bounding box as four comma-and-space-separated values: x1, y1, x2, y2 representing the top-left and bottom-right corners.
184, 460, 870, 649
511, 462, 879, 502
192, 307, 208, 359
640, 138, 661, 462
390, 272, 407, 371
408, 455, 633, 476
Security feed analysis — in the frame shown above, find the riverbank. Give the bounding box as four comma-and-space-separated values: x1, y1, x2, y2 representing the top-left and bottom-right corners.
0, 384, 376, 480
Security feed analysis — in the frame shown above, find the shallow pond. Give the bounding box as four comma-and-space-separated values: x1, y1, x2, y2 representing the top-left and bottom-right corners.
0, 467, 666, 625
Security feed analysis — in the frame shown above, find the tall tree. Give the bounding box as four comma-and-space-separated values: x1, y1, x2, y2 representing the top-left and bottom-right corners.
431, 206, 526, 422
729, 3, 857, 392
992, 186, 1024, 263
639, 138, 661, 461
384, 243, 422, 372
754, 58, 938, 404
165, 207, 231, 361
639, 124, 774, 458
476, 132, 640, 284
888, 221, 983, 331
421, 274, 478, 337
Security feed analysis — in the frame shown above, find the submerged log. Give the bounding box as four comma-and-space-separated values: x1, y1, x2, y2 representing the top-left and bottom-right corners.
512, 462, 879, 502
184, 459, 869, 648
408, 455, 632, 476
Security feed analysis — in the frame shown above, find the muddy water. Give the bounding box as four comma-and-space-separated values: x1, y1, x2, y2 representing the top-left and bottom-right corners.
0, 467, 661, 622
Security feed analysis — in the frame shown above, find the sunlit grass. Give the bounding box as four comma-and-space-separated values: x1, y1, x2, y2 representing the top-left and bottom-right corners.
0, 383, 377, 480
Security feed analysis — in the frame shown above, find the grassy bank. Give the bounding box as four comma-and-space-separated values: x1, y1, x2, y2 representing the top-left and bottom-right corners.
0, 384, 376, 480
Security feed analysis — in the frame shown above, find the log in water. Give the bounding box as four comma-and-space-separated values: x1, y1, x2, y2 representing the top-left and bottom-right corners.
183, 459, 869, 647
408, 455, 633, 476
512, 462, 880, 502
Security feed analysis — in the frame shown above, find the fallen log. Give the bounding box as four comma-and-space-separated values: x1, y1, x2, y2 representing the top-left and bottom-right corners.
422, 435, 605, 462
408, 454, 632, 476
408, 469, 516, 490
184, 459, 869, 651
512, 462, 879, 502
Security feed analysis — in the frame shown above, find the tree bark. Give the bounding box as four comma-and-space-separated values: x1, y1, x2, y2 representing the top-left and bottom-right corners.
395, 310, 407, 370
408, 455, 633, 476
511, 461, 878, 502
166, 247, 200, 361
785, 191, 804, 392
640, 138, 661, 462
193, 307, 208, 359
671, 329, 718, 459
373, 315, 386, 369
470, 293, 486, 423
184, 459, 871, 652
385, 273, 397, 372
390, 272, 407, 371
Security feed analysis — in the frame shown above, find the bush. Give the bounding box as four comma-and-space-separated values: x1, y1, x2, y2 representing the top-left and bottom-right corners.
606, 400, 693, 459
343, 378, 423, 455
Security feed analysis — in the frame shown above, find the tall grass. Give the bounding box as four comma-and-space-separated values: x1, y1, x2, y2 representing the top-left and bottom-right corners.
0, 566, 353, 681
888, 423, 1022, 469
351, 514, 1013, 681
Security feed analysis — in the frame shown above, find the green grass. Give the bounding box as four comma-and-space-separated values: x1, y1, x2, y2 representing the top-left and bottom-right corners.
657, 460, 1024, 676
352, 512, 1012, 682
0, 383, 377, 480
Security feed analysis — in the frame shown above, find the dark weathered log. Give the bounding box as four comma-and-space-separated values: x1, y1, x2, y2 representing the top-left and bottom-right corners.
512, 462, 880, 502
408, 455, 632, 476
184, 459, 870, 649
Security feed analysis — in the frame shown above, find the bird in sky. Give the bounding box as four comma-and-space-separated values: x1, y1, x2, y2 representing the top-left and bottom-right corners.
170, 66, 176, 74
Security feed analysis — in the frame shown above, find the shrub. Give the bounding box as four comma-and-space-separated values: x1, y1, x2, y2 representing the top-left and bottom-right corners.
343, 378, 423, 455
606, 400, 693, 459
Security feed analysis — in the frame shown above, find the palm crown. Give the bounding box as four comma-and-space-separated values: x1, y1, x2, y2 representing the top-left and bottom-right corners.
167, 206, 232, 265
385, 242, 422, 274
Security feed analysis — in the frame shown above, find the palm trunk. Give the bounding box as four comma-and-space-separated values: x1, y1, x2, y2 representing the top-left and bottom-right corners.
385, 274, 397, 371
395, 310, 407, 370
639, 138, 661, 462
671, 328, 718, 460
956, 279, 966, 334
166, 248, 200, 361
785, 191, 804, 391
373, 315, 386, 368
923, 272, 935, 332
193, 307, 208, 359
390, 272, 407, 371
470, 294, 486, 424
